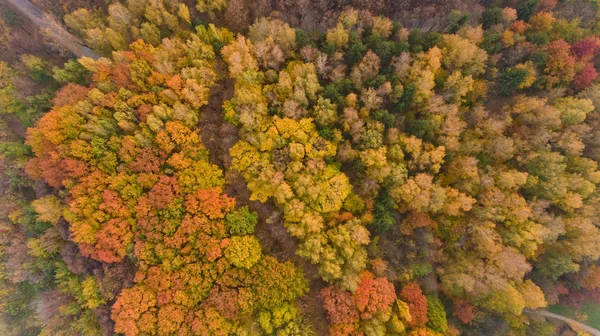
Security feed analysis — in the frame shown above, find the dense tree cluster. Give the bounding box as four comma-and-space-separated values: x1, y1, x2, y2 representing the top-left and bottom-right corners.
221, 7, 600, 334
25, 31, 309, 335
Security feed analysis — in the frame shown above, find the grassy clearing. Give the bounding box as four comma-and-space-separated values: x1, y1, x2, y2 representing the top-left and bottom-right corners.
548, 302, 600, 330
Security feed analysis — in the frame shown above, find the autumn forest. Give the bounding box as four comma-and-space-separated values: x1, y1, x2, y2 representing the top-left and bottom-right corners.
1, 0, 600, 335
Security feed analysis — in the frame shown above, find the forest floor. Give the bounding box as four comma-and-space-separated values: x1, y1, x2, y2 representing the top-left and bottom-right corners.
4, 0, 98, 59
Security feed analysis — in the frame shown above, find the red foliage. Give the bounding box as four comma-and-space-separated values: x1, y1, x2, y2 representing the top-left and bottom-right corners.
452, 298, 475, 324
130, 148, 163, 173
354, 271, 396, 319
574, 63, 598, 90
185, 187, 235, 219
510, 20, 527, 34
205, 285, 241, 319
400, 282, 429, 327
94, 218, 133, 263
99, 189, 126, 215
589, 289, 600, 304
537, 0, 558, 12
52, 83, 90, 107
112, 286, 158, 336
571, 37, 600, 60
148, 175, 180, 210
111, 63, 132, 88
557, 282, 569, 295
321, 271, 396, 329
166, 74, 183, 91
61, 158, 90, 179
320, 286, 360, 324
560, 290, 587, 310
582, 266, 600, 290
38, 156, 66, 188
136, 104, 153, 122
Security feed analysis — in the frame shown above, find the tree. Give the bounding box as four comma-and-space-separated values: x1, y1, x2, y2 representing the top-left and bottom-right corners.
582, 265, 600, 290
545, 39, 575, 87
498, 66, 529, 96
248, 18, 296, 57
24, 28, 311, 336
426, 295, 447, 334
400, 282, 428, 327
482, 7, 503, 29
452, 298, 475, 324
31, 195, 62, 225
571, 37, 600, 60
224, 236, 262, 269
321, 272, 396, 334
574, 63, 598, 90
528, 12, 555, 32
516, 0, 539, 21
327, 23, 349, 49
196, 0, 228, 19
221, 35, 259, 78
112, 286, 158, 336
320, 286, 360, 324
354, 272, 396, 319
439, 35, 488, 76
553, 97, 594, 125
225, 206, 258, 236
351, 51, 381, 88
0, 18, 10, 49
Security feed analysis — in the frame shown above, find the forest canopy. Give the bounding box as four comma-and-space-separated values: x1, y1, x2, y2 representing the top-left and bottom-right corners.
1, 0, 600, 335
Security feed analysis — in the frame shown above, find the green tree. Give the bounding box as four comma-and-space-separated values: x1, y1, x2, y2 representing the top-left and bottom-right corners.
225, 205, 258, 236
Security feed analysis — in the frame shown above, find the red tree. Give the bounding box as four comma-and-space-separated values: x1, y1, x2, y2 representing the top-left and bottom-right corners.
571, 37, 600, 60
320, 286, 360, 324
537, 0, 558, 12
574, 63, 598, 90
354, 271, 396, 319
52, 83, 90, 107
400, 282, 429, 327
452, 298, 475, 324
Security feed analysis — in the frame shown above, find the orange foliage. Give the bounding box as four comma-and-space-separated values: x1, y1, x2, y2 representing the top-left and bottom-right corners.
52, 83, 90, 107
582, 266, 600, 290
321, 286, 360, 324
545, 39, 576, 86
321, 271, 396, 331
329, 323, 364, 336
185, 187, 235, 219
148, 175, 180, 210
400, 282, 428, 327
130, 148, 163, 173
452, 298, 475, 324
93, 219, 133, 263
354, 271, 396, 319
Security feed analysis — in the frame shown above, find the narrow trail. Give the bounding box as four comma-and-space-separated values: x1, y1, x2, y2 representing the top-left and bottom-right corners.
199, 63, 330, 334
525, 309, 600, 336
4, 0, 99, 59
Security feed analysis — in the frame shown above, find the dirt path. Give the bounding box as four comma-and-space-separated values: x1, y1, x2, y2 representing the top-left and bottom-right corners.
199, 66, 329, 334
525, 309, 600, 336
4, 0, 99, 59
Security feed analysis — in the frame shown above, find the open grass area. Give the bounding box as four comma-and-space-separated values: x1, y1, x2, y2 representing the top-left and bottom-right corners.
548, 302, 600, 330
